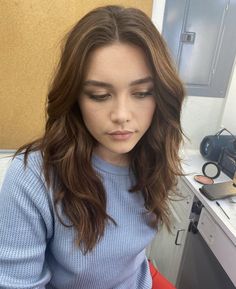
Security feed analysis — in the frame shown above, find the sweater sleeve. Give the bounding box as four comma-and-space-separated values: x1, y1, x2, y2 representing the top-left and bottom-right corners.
0, 154, 54, 289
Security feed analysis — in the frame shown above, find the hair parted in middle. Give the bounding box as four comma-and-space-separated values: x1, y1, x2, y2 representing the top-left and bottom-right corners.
17, 5, 185, 253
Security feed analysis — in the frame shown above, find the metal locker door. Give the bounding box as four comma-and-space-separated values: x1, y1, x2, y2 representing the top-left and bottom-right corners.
162, 0, 236, 98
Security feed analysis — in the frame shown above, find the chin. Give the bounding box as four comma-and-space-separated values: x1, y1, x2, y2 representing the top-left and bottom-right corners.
110, 144, 137, 155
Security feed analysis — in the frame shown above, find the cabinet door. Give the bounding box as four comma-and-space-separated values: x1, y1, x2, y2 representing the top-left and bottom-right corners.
172, 178, 194, 220
148, 202, 189, 284
162, 0, 236, 97
147, 178, 194, 285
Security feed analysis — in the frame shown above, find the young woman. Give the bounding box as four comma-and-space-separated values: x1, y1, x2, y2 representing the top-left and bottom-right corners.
0, 5, 184, 289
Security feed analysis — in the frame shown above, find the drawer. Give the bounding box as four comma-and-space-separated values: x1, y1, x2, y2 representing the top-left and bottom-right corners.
170, 178, 194, 220
198, 208, 236, 287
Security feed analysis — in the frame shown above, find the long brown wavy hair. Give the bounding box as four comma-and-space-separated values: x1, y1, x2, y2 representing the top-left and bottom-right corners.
16, 5, 185, 254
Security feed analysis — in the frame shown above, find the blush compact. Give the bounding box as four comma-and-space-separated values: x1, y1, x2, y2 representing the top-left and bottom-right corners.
194, 175, 214, 185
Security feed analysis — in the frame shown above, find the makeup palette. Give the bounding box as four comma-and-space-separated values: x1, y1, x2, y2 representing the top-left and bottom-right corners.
194, 175, 214, 185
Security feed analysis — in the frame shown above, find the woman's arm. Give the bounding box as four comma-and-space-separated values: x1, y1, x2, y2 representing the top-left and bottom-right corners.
0, 155, 53, 289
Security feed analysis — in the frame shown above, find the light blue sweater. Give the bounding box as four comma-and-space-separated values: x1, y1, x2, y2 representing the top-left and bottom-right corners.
0, 152, 156, 289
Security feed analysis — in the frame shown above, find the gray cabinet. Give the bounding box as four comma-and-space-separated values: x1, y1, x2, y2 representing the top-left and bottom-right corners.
176, 207, 236, 289
162, 0, 236, 97
147, 178, 194, 285
147, 176, 236, 288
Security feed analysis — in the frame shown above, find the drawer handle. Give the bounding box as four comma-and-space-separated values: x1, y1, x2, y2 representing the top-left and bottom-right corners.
175, 229, 185, 245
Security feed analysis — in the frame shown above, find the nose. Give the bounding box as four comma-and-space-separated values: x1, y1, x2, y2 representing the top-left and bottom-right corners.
110, 97, 131, 124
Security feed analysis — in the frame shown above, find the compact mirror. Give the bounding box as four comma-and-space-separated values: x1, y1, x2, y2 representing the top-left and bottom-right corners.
202, 162, 221, 179
194, 161, 221, 185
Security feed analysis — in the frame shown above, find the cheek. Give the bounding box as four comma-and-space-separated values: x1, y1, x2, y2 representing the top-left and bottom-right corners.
80, 101, 98, 121
137, 100, 156, 127
80, 104, 105, 134
147, 101, 156, 119
82, 113, 99, 131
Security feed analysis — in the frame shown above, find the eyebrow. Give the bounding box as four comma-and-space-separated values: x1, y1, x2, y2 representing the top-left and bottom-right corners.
83, 76, 153, 88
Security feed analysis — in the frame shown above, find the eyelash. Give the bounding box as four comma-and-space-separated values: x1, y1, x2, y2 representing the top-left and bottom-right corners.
86, 93, 110, 101
85, 90, 154, 101
133, 90, 154, 98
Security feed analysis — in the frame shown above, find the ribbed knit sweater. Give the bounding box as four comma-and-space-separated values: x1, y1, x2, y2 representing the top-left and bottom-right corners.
0, 152, 156, 289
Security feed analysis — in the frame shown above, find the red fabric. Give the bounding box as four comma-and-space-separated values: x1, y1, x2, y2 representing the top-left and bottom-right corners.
148, 261, 176, 289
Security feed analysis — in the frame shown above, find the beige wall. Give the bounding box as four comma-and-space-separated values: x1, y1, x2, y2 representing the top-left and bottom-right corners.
0, 0, 153, 149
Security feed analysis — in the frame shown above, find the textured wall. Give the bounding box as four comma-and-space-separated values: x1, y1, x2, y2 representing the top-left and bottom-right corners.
0, 0, 153, 149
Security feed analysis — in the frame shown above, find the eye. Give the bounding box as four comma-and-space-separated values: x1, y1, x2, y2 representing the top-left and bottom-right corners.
133, 90, 154, 98
84, 92, 110, 101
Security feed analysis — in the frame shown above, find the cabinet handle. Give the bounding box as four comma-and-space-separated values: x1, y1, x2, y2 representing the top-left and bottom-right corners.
175, 229, 185, 245
181, 32, 196, 44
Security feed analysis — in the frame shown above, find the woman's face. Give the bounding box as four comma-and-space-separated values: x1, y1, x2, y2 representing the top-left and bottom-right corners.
79, 42, 156, 166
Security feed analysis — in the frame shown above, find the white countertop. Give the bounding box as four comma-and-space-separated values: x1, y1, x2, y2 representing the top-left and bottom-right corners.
0, 151, 14, 188
181, 150, 236, 246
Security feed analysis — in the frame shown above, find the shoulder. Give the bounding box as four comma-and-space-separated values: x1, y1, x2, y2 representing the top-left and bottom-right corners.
5, 150, 48, 188
0, 150, 54, 252
13, 150, 43, 176
1, 150, 54, 216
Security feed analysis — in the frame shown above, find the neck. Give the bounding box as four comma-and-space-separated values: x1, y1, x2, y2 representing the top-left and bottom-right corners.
93, 147, 129, 167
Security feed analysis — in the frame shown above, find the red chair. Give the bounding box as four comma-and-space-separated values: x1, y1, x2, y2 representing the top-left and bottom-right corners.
148, 261, 176, 289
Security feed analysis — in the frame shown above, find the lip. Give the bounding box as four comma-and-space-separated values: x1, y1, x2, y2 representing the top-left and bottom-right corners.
107, 130, 134, 140
108, 130, 134, 135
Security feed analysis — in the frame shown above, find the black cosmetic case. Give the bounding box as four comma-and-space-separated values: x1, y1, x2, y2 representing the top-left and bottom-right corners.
200, 129, 236, 179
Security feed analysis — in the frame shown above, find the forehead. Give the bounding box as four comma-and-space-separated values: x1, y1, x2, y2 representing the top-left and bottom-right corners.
83, 42, 152, 84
